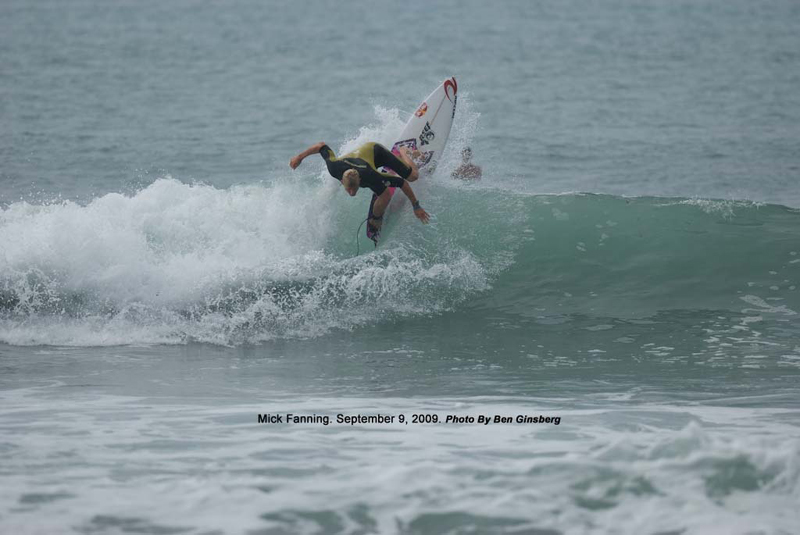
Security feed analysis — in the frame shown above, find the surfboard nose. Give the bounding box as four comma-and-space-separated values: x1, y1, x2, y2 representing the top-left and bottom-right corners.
444, 77, 457, 101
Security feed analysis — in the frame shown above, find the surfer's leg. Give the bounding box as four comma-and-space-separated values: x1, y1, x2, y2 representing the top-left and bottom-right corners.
373, 144, 413, 180
369, 189, 393, 231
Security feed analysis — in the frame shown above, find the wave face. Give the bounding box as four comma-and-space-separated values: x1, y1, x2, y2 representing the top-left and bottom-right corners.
2, 171, 799, 347
473, 194, 800, 318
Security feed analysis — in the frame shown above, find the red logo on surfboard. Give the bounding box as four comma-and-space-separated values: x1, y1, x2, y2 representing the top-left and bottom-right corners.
415, 102, 428, 118
444, 77, 457, 102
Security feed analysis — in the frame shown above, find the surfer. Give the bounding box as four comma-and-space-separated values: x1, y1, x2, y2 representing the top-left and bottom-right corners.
452, 147, 482, 180
289, 141, 430, 234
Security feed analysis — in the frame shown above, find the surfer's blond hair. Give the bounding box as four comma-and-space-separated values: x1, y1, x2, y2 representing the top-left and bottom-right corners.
342, 169, 360, 188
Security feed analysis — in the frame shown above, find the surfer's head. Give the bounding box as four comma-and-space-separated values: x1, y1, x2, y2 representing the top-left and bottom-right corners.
461, 147, 472, 162
342, 169, 360, 196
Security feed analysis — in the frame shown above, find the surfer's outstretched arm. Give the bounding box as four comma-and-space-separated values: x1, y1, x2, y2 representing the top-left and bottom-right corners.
289, 142, 326, 169
400, 181, 430, 224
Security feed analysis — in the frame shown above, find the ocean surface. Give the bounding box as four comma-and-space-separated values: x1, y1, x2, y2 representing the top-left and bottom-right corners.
2, 0, 800, 533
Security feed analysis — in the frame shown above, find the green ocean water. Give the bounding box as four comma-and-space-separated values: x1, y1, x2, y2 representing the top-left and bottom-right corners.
2, 0, 800, 533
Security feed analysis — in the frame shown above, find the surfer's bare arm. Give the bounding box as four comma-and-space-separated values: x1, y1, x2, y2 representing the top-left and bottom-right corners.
400, 181, 430, 224
397, 147, 419, 182
289, 142, 326, 169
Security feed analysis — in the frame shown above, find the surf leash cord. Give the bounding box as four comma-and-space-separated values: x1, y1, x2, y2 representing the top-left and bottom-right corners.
355, 217, 369, 256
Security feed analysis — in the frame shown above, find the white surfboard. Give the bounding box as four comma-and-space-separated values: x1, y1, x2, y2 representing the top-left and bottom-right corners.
367, 77, 458, 244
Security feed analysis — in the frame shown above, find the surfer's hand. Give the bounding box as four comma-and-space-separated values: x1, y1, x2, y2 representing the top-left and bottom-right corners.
414, 207, 430, 224
289, 155, 303, 169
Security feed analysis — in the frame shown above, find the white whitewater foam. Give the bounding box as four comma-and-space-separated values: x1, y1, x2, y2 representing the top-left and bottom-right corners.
0, 175, 490, 346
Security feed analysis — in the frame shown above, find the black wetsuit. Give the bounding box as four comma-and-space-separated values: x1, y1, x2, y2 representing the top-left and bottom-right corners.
319, 142, 411, 196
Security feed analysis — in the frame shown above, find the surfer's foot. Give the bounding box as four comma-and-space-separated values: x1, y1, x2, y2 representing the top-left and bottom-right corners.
368, 216, 383, 233
367, 216, 382, 245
